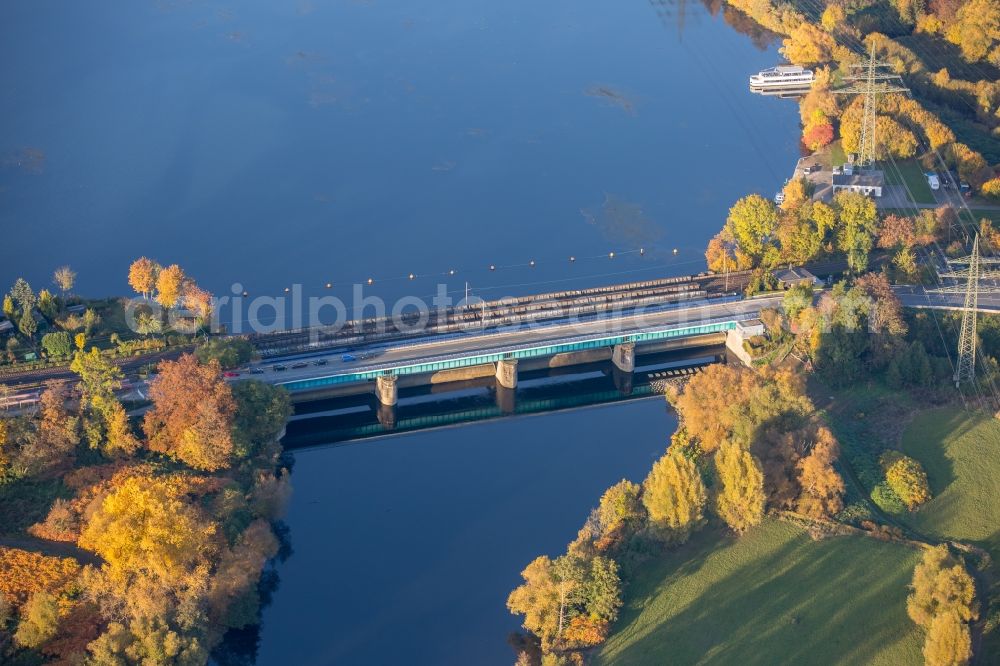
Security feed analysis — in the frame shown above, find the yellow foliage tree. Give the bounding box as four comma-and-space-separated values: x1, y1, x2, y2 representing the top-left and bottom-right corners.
641, 451, 707, 541
923, 611, 972, 666
78, 474, 219, 585
714, 441, 766, 533
907, 545, 978, 629
155, 264, 185, 310
782, 22, 838, 66
127, 257, 159, 300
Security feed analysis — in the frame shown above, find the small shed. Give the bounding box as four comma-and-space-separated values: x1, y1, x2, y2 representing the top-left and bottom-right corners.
775, 267, 818, 290
735, 318, 766, 338
0, 319, 12, 334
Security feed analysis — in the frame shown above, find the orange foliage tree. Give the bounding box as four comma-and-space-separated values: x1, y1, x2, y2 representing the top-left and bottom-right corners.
143, 354, 236, 471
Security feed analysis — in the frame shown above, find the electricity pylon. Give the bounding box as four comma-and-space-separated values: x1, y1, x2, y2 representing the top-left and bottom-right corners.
954, 235, 980, 387
834, 44, 909, 168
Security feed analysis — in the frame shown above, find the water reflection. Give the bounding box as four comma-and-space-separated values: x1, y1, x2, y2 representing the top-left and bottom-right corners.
284, 348, 721, 448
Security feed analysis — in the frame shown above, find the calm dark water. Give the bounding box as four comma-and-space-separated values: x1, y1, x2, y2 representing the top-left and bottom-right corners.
1, 0, 796, 309
2, 1, 798, 663
262, 398, 676, 666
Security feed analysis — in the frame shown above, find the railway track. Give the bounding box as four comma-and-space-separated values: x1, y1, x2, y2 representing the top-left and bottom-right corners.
250, 271, 753, 357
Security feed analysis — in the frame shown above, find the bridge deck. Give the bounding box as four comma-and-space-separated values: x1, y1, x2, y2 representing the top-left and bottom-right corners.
275, 295, 782, 392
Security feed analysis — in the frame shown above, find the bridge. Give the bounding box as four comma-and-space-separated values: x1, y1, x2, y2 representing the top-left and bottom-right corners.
262, 294, 784, 405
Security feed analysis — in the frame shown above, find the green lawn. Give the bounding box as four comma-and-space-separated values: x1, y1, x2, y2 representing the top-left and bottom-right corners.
897, 408, 1000, 562
597, 519, 923, 666
880, 160, 936, 205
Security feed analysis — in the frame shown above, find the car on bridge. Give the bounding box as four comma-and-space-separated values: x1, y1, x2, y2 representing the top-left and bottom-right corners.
341, 354, 357, 362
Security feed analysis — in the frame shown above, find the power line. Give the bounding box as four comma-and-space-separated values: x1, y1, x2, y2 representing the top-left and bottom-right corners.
954, 234, 980, 386
832, 43, 910, 168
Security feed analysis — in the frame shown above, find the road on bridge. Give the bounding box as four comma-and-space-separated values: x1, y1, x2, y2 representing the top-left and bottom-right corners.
252, 294, 787, 387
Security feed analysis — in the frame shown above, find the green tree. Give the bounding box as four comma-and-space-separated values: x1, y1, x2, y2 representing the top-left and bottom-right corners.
70, 347, 138, 456
37, 289, 58, 319
834, 192, 879, 273
194, 338, 255, 370
231, 381, 292, 460
14, 590, 59, 648
9, 277, 36, 313
725, 194, 779, 261
641, 451, 707, 542
41, 331, 72, 359
782, 284, 813, 319
18, 309, 37, 339
714, 441, 765, 533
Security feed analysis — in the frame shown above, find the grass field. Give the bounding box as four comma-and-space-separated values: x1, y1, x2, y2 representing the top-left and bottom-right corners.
880, 159, 936, 204
597, 519, 923, 666
897, 408, 1000, 562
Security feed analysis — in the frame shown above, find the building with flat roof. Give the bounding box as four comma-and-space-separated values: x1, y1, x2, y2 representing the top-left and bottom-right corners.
831, 170, 884, 197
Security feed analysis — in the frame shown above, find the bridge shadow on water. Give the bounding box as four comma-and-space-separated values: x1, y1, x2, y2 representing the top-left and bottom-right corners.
282, 347, 727, 449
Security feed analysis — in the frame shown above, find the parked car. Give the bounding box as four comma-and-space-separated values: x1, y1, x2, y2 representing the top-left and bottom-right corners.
249, 368, 265, 375
273, 365, 287, 371
223, 371, 240, 378
313, 359, 328, 366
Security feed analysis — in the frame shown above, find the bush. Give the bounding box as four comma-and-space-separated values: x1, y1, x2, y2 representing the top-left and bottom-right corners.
881, 451, 932, 510
871, 480, 908, 514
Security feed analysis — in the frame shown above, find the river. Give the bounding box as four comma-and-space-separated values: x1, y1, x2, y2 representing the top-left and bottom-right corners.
1, 0, 799, 664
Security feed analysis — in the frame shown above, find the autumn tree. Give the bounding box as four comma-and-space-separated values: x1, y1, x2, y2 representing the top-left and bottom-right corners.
206, 520, 279, 629
878, 214, 916, 250
641, 450, 707, 542
907, 545, 978, 629
52, 266, 76, 296
591, 480, 645, 549
127, 257, 159, 300
143, 354, 236, 471
795, 428, 845, 518
182, 282, 213, 323
674, 365, 812, 453
883, 452, 932, 509
79, 474, 218, 584
507, 553, 622, 651
155, 264, 185, 310
706, 230, 753, 273
945, 0, 1000, 62
714, 440, 765, 533
14, 590, 60, 648
26, 384, 79, 475
782, 22, 838, 66
923, 611, 972, 666
725, 194, 779, 262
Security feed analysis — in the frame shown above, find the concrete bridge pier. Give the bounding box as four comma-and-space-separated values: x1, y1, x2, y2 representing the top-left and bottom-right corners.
495, 358, 518, 389
611, 342, 635, 373
375, 374, 398, 406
